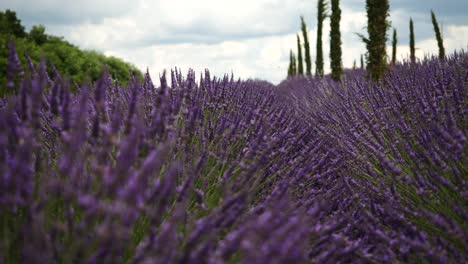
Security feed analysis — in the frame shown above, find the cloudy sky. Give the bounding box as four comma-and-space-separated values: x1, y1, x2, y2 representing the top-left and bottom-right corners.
2, 0, 468, 84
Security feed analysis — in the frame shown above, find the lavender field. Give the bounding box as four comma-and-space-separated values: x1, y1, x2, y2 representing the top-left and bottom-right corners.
0, 39, 467, 263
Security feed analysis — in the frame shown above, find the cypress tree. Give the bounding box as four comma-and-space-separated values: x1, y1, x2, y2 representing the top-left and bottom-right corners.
409, 18, 416, 63
315, 0, 327, 77
330, 0, 342, 81
364, 0, 390, 80
431, 10, 445, 60
360, 54, 364, 70
297, 34, 304, 74
365, 53, 369, 70
391, 28, 397, 65
301, 16, 312, 75
291, 51, 297, 75
287, 50, 293, 77
353, 60, 357, 70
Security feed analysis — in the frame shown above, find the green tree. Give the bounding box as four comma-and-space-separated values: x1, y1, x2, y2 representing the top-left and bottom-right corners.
0, 10, 26, 38
330, 0, 342, 81
297, 34, 304, 74
431, 10, 445, 60
29, 25, 47, 45
291, 51, 297, 75
1, 22, 142, 90
315, 0, 327, 77
301, 16, 312, 75
287, 50, 293, 77
391, 28, 397, 65
353, 60, 356, 70
360, 54, 364, 69
409, 18, 416, 63
362, 0, 390, 80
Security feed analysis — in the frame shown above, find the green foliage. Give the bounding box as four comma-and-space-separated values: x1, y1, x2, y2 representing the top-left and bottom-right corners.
364, 0, 390, 80
0, 208, 27, 263
330, 0, 342, 81
291, 51, 297, 75
391, 28, 397, 65
286, 50, 297, 77
409, 18, 416, 63
360, 54, 364, 70
315, 0, 327, 77
300, 16, 312, 75
0, 10, 142, 90
431, 10, 445, 60
0, 9, 26, 38
296, 34, 304, 75
29, 25, 47, 45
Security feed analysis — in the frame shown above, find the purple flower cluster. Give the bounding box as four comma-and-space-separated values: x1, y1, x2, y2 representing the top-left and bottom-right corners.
277, 53, 467, 263
5, 42, 23, 90
1, 43, 466, 263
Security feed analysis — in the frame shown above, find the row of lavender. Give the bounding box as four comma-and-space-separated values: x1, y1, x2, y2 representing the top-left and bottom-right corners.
277, 53, 467, 262
1, 43, 340, 264
1, 42, 467, 263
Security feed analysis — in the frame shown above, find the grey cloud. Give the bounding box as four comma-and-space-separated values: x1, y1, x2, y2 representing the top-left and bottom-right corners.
1, 0, 317, 45
391, 0, 468, 17
0, 0, 133, 28
137, 28, 298, 47
344, 0, 468, 25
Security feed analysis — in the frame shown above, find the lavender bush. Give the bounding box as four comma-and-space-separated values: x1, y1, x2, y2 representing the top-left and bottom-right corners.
1, 43, 467, 263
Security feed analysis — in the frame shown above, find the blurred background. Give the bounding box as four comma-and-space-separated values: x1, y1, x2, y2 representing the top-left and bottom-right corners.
1, 0, 467, 84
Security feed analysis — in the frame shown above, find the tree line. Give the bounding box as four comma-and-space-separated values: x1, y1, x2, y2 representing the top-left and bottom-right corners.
288, 0, 446, 81
1, 9, 142, 94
